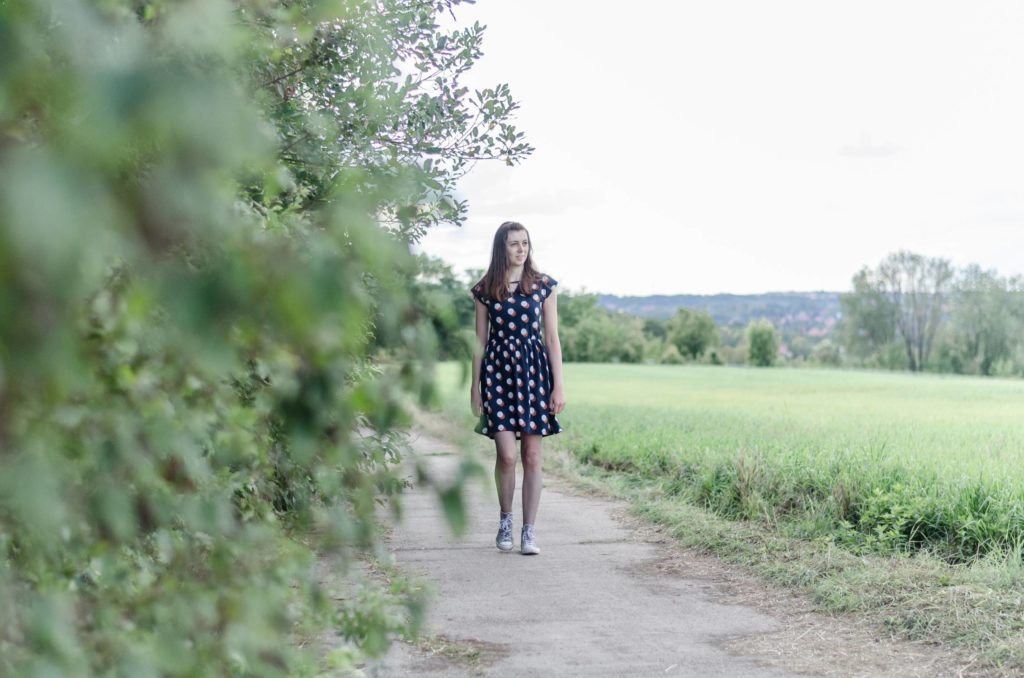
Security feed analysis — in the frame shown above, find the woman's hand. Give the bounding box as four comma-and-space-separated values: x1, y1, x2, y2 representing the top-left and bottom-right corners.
550, 385, 566, 415
471, 388, 483, 417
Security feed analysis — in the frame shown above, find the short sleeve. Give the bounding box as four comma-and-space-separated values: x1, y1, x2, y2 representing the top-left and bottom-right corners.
471, 282, 487, 303
539, 274, 558, 300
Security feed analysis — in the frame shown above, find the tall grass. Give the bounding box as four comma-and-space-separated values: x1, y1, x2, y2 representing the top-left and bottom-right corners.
435, 363, 1024, 561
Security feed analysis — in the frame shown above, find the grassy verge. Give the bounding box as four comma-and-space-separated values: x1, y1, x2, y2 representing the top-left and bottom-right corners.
421, 401, 1024, 673
546, 364, 1024, 562
564, 462, 1024, 671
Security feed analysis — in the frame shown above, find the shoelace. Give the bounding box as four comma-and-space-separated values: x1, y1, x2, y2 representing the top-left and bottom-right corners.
498, 515, 513, 539
522, 525, 534, 542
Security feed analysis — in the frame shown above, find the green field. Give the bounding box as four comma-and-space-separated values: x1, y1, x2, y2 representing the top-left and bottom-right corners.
435, 362, 1024, 559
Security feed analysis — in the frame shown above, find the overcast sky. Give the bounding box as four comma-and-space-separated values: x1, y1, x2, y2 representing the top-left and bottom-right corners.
413, 1, 1024, 296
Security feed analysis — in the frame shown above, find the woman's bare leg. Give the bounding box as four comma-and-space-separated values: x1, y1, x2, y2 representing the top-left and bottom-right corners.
494, 432, 517, 513
520, 434, 543, 525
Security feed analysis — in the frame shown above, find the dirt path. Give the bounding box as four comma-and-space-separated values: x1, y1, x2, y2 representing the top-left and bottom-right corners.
361, 430, 962, 677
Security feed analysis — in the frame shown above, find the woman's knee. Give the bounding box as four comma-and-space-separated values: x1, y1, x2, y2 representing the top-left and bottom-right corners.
495, 439, 517, 468
521, 438, 543, 469
496, 449, 517, 468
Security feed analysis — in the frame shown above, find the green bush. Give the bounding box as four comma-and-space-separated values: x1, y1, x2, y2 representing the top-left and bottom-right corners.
668, 308, 719, 360
660, 343, 684, 365
0, 0, 527, 673
746, 319, 779, 367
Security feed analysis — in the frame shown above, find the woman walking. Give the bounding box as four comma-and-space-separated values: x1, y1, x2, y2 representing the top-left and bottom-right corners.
471, 221, 566, 555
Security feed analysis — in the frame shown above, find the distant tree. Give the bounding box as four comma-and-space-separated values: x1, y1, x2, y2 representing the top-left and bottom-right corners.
786, 335, 812, 361
667, 308, 719, 360
410, 255, 474, 359
557, 291, 599, 328
839, 268, 899, 362
642, 317, 668, 341
718, 324, 745, 349
660, 343, 684, 365
841, 251, 953, 372
882, 251, 953, 371
811, 339, 842, 366
561, 306, 646, 363
944, 265, 1016, 375
746, 320, 779, 367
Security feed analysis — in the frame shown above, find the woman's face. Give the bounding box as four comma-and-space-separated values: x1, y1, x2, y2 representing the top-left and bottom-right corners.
505, 229, 530, 267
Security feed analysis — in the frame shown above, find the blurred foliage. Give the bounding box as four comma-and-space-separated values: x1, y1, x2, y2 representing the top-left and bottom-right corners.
746, 320, 779, 367
416, 272, 734, 367
839, 266, 901, 366
559, 293, 646, 364
841, 252, 1024, 376
666, 308, 719, 361
408, 254, 476, 361
409, 261, 670, 365
939, 265, 1024, 377
418, 248, 1024, 375
0, 0, 527, 673
839, 251, 953, 372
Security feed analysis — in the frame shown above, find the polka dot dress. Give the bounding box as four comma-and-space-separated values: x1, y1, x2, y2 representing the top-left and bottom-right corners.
472, 275, 563, 440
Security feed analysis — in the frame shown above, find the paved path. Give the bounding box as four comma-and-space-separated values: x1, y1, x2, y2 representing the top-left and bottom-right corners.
369, 431, 799, 677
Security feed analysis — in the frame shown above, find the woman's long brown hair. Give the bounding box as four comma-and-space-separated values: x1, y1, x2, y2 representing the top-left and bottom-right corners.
477, 221, 540, 301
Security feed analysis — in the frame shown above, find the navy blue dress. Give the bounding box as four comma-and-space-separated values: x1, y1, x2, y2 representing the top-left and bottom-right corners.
472, 275, 563, 439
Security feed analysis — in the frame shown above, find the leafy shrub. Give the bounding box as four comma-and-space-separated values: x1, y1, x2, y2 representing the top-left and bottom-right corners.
746, 319, 779, 367
660, 343, 685, 365
0, 0, 527, 673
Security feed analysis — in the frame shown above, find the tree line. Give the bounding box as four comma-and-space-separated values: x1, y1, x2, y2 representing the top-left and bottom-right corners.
421, 250, 1023, 378
418, 256, 782, 367
840, 251, 1024, 376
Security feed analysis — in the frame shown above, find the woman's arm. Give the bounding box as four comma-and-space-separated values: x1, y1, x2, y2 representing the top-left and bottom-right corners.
470, 298, 488, 415
542, 289, 566, 415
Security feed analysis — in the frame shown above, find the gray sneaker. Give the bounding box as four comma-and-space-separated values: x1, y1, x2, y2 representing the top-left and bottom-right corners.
496, 513, 514, 551
521, 524, 540, 555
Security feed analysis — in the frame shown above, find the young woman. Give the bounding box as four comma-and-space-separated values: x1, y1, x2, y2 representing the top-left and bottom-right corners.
471, 221, 566, 555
